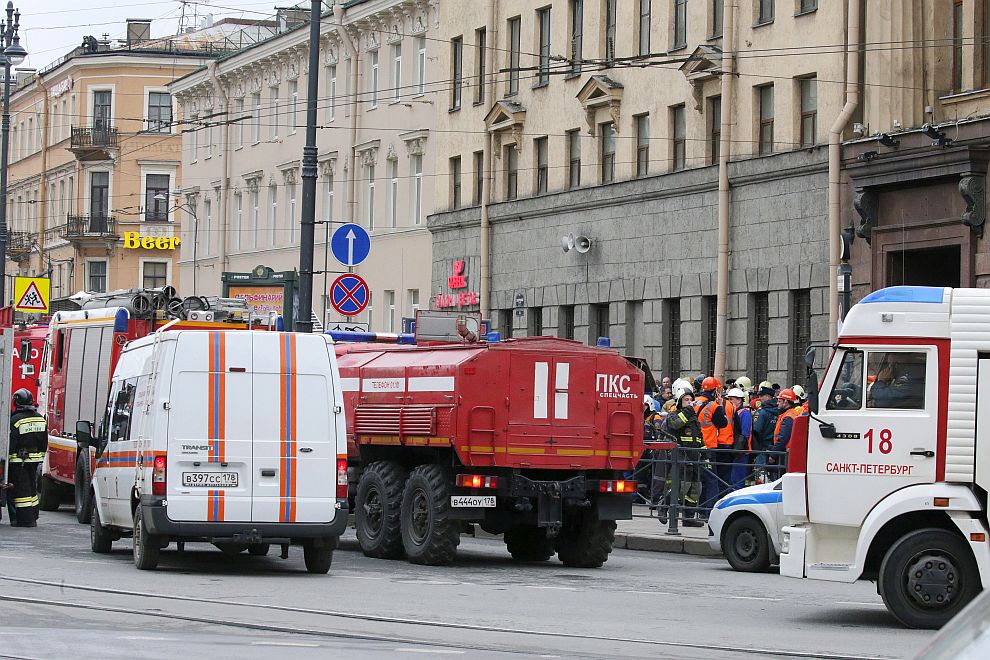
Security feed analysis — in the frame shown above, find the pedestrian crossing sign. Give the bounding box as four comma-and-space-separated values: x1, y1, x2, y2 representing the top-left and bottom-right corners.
13, 277, 50, 314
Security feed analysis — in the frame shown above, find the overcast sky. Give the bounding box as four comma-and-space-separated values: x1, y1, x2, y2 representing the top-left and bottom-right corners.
22, 0, 283, 72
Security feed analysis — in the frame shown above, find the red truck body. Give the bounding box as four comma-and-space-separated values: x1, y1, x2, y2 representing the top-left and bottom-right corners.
12, 325, 46, 403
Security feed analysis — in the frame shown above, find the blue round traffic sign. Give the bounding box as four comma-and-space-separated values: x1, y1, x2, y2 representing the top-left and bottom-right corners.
330, 223, 371, 267
330, 274, 371, 316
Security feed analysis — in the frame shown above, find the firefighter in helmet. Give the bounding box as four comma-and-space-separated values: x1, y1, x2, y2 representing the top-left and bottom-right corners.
7, 389, 48, 527
661, 389, 706, 527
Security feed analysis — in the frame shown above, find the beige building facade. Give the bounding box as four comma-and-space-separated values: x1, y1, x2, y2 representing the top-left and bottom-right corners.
4, 21, 223, 307
171, 0, 437, 331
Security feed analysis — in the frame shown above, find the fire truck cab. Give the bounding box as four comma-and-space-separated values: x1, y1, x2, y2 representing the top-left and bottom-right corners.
780, 286, 990, 629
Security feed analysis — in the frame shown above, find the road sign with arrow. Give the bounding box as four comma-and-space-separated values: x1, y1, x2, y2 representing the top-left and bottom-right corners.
330, 222, 371, 268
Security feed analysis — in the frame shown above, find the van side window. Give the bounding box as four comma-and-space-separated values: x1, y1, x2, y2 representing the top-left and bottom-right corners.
827, 350, 863, 410
109, 382, 137, 444
54, 330, 64, 371
866, 352, 927, 410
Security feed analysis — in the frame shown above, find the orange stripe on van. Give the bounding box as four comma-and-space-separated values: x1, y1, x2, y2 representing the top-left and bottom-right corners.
289, 333, 298, 523
279, 333, 298, 523
208, 332, 228, 522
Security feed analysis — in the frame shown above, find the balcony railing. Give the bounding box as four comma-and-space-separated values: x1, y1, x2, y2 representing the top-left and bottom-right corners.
6, 230, 34, 259
70, 126, 119, 150
65, 214, 117, 240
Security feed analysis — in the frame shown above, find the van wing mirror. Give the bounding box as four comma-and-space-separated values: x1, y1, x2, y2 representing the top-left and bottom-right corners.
76, 420, 94, 446
18, 338, 31, 363
804, 346, 820, 415
819, 423, 837, 439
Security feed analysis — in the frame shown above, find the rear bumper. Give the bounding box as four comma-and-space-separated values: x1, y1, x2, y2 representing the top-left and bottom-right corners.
141, 495, 349, 540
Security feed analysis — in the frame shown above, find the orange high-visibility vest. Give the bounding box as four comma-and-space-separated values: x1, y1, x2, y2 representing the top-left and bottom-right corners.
698, 399, 734, 449
773, 406, 803, 447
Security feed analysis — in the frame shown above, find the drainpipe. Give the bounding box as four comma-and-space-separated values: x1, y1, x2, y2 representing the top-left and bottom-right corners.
37, 73, 49, 278
713, 0, 735, 382
828, 0, 861, 342
208, 61, 231, 281
479, 0, 497, 321
335, 2, 360, 225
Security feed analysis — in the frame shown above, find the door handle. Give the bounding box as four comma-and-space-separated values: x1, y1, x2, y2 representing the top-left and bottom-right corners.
261, 468, 276, 477
910, 450, 935, 458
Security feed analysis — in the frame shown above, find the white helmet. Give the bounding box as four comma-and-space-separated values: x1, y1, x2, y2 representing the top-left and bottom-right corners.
725, 388, 746, 399
735, 376, 752, 390
792, 385, 807, 400
671, 377, 694, 399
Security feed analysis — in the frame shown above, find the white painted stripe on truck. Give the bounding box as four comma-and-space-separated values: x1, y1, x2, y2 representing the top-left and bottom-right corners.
554, 362, 570, 420
407, 376, 456, 392
340, 377, 360, 392
534, 362, 549, 419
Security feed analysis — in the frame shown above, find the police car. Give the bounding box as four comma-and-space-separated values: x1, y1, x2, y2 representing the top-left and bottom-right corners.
708, 479, 784, 572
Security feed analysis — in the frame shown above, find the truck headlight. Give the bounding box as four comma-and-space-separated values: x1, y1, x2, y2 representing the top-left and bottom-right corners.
781, 531, 790, 554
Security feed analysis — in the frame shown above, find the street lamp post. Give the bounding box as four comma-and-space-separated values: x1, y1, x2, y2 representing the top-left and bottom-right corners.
0, 1, 26, 305
295, 0, 322, 334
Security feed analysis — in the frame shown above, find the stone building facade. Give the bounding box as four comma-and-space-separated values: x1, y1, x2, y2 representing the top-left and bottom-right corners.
429, 0, 847, 384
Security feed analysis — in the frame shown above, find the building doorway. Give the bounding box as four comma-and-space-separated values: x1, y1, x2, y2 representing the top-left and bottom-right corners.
886, 245, 961, 288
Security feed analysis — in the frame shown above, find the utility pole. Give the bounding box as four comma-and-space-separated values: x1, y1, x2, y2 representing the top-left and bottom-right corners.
0, 2, 27, 304
295, 0, 322, 333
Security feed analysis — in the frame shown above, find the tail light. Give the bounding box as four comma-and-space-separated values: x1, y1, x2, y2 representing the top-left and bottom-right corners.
598, 479, 638, 494
152, 455, 167, 496
456, 474, 498, 489
336, 458, 348, 498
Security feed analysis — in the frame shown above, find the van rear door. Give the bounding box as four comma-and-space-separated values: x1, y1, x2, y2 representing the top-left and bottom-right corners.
252, 333, 336, 524
165, 331, 253, 523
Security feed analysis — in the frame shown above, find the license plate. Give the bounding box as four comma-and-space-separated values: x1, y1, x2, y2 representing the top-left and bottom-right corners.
450, 495, 496, 508
182, 472, 238, 488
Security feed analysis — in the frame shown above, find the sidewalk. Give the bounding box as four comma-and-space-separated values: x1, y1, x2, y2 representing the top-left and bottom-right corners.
614, 512, 721, 557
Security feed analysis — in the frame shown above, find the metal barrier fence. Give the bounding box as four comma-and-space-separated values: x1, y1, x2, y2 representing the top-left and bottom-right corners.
630, 441, 788, 536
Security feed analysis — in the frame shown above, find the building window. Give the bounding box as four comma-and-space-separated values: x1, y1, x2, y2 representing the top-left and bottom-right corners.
798, 0, 817, 12
528, 307, 544, 336
288, 182, 297, 244
288, 80, 298, 132
711, 0, 724, 37
324, 171, 335, 222
144, 174, 170, 222
567, 129, 581, 188
385, 290, 396, 332
88, 260, 107, 293
709, 96, 721, 165
498, 309, 513, 337
791, 289, 812, 384
703, 295, 717, 376
270, 85, 280, 139
147, 91, 171, 133
366, 164, 376, 228
450, 156, 462, 209
205, 120, 214, 159
569, 0, 583, 75
269, 183, 278, 245
391, 43, 402, 102
984, 0, 990, 87
751, 292, 769, 381
639, 0, 652, 56
508, 17, 521, 94
591, 303, 609, 345
757, 0, 774, 24
559, 305, 575, 339
411, 154, 423, 224
190, 113, 199, 161
369, 50, 380, 108
605, 0, 617, 62
474, 150, 484, 204
250, 186, 259, 249
252, 92, 261, 143
673, 0, 688, 49
235, 98, 245, 147
671, 105, 686, 170
416, 37, 427, 95
326, 64, 337, 121
475, 28, 487, 104
408, 289, 420, 316
952, 0, 964, 93
600, 121, 616, 183
635, 114, 650, 177
665, 298, 681, 379
204, 198, 212, 255
799, 76, 817, 147
388, 159, 399, 226
504, 145, 518, 200
538, 7, 552, 85
535, 137, 549, 194
758, 84, 774, 155
233, 192, 242, 251
142, 262, 168, 289
451, 37, 464, 110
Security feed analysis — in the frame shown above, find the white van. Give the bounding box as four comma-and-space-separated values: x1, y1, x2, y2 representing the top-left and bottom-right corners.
81, 330, 348, 572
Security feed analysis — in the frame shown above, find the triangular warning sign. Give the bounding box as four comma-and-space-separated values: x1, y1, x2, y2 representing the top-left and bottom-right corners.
16, 281, 48, 311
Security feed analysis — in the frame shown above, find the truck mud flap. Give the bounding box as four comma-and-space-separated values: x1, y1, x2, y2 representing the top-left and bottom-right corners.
510, 475, 587, 533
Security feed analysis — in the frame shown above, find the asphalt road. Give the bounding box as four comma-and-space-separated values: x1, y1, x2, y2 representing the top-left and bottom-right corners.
0, 509, 933, 660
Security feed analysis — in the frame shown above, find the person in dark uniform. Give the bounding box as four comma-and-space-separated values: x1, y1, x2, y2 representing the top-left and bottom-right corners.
7, 389, 47, 527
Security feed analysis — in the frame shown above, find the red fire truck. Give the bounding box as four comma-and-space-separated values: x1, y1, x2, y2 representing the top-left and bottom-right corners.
12, 324, 47, 402
37, 290, 280, 520
335, 314, 646, 567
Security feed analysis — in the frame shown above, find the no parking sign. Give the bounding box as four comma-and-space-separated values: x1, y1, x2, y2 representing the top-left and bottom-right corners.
330, 274, 370, 316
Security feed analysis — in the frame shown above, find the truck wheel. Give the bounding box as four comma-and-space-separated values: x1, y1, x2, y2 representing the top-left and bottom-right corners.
879, 528, 981, 629
723, 514, 772, 573
400, 464, 459, 566
556, 513, 617, 568
504, 526, 556, 562
39, 475, 62, 511
303, 538, 336, 574
74, 454, 93, 524
90, 498, 113, 554
248, 544, 270, 557
356, 461, 407, 559
133, 507, 160, 570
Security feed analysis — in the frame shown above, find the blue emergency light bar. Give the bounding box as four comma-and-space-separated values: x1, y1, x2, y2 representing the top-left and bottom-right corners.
860, 286, 945, 305
327, 331, 417, 344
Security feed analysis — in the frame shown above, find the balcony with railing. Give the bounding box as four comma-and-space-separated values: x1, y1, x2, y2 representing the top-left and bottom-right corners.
69, 126, 119, 158
64, 214, 117, 241
6, 230, 35, 262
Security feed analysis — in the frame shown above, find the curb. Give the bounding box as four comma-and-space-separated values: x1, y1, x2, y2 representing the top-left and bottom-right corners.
614, 532, 722, 557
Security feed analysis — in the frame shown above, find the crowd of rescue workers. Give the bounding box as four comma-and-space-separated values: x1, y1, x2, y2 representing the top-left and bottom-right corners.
636, 375, 807, 527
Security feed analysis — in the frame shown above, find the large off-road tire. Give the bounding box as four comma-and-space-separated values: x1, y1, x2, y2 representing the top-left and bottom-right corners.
355, 461, 407, 559
504, 526, 556, 562
133, 507, 161, 570
400, 464, 459, 566
556, 513, 617, 568
39, 475, 62, 512
74, 453, 93, 524
303, 538, 337, 574
723, 514, 772, 573
90, 498, 113, 554
879, 528, 981, 629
